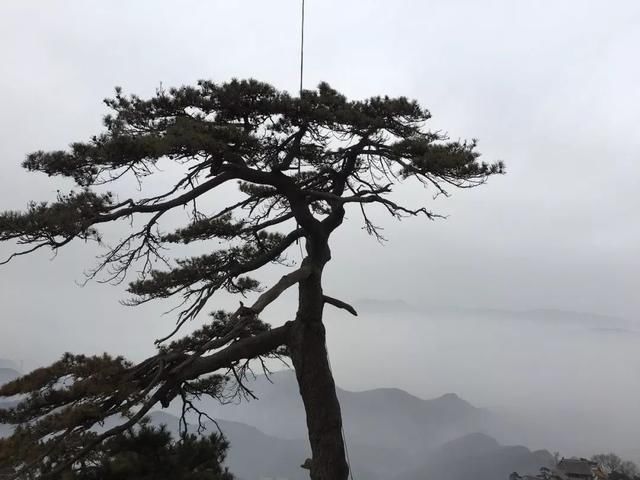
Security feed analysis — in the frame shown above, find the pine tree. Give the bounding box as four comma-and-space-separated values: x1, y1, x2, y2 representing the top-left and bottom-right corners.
23, 421, 234, 480
0, 79, 503, 480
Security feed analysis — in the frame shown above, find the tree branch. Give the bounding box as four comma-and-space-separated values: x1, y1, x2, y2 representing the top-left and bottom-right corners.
251, 266, 313, 313
323, 295, 358, 316
181, 322, 292, 380
97, 171, 235, 222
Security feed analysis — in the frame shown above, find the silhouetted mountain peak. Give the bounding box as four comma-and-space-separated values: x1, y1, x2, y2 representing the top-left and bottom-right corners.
438, 392, 460, 400
426, 392, 479, 418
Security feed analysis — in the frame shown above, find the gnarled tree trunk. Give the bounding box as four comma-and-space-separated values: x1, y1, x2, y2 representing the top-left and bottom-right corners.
288, 251, 349, 480
289, 321, 349, 480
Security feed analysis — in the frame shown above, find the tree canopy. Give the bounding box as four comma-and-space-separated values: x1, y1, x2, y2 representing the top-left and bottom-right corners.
3, 420, 234, 480
0, 79, 503, 480
591, 454, 639, 478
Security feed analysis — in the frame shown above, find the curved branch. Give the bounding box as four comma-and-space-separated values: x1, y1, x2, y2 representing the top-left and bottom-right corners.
181, 322, 292, 380
251, 266, 313, 313
323, 295, 358, 316
97, 171, 235, 222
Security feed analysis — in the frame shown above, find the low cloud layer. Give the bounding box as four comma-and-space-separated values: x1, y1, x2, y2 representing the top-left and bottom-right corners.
0, 0, 638, 461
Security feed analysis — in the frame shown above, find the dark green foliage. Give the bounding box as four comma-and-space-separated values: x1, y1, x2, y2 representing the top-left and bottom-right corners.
161, 311, 270, 355
128, 231, 292, 300
4, 422, 234, 480
67, 424, 233, 480
0, 354, 144, 472
0, 191, 113, 251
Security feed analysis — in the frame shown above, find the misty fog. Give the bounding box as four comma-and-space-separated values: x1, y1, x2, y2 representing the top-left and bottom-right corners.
1, 0, 639, 475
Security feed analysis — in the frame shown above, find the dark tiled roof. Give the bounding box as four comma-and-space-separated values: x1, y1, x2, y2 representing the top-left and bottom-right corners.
558, 459, 596, 476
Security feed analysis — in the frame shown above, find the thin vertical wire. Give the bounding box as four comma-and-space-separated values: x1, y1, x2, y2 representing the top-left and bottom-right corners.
296, 0, 306, 258
300, 0, 305, 95
296, 4, 353, 478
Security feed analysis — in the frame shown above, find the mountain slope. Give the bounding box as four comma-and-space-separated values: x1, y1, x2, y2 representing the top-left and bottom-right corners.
0, 367, 552, 480
395, 432, 554, 480
148, 411, 390, 480
181, 369, 493, 452
147, 413, 552, 480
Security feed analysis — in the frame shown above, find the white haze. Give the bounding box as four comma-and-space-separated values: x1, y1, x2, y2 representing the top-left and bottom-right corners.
320, 304, 640, 460
1, 0, 639, 465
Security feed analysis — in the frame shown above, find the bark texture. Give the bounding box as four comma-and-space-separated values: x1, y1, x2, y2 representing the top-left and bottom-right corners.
290, 320, 349, 480
286, 238, 349, 480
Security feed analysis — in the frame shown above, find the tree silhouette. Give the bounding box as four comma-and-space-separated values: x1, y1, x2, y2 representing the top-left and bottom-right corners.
591, 453, 639, 477
0, 79, 503, 480
8, 421, 234, 480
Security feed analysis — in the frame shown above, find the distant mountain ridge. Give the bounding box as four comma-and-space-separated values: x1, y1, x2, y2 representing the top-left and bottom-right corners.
0, 359, 19, 371
0, 367, 19, 387
355, 299, 631, 328
148, 411, 392, 480
183, 369, 493, 452
356, 298, 420, 314
146, 411, 551, 480
0, 366, 554, 480
395, 432, 554, 480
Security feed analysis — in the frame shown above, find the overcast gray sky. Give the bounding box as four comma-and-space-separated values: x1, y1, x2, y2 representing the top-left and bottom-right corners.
1, 0, 639, 457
